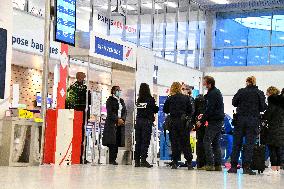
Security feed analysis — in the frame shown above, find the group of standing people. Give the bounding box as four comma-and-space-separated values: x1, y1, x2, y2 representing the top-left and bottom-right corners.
93, 74, 284, 175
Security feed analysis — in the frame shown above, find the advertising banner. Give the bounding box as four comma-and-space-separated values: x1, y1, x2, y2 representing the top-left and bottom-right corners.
90, 32, 136, 68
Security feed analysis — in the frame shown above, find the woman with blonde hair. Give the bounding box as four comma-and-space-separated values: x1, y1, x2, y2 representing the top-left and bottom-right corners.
163, 82, 193, 170
264, 86, 284, 175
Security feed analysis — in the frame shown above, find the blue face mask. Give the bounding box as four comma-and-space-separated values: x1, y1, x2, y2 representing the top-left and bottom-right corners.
115, 91, 121, 98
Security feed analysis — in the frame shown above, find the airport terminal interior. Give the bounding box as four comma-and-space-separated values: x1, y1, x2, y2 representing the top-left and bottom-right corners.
0, 0, 284, 189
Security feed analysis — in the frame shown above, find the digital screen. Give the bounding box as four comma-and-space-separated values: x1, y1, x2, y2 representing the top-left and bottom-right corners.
55, 0, 76, 46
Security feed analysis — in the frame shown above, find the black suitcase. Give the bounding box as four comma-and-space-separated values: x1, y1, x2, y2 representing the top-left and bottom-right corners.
250, 144, 266, 174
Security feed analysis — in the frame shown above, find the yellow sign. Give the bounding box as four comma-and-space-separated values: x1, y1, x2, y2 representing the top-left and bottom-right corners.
19, 109, 27, 119
34, 118, 43, 123
190, 136, 197, 153
26, 111, 34, 119
18, 109, 34, 119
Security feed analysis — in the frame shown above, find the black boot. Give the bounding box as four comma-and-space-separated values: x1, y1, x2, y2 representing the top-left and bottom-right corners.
228, 167, 237, 174
228, 164, 238, 173
141, 160, 153, 168
172, 163, 177, 169
135, 160, 141, 167
243, 165, 256, 175
187, 161, 194, 170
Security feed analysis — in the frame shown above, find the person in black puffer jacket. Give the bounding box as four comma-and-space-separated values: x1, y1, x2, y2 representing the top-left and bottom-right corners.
228, 76, 267, 175
163, 82, 193, 170
264, 86, 284, 173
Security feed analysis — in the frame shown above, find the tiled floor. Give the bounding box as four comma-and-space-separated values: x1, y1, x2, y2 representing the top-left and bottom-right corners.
0, 165, 283, 189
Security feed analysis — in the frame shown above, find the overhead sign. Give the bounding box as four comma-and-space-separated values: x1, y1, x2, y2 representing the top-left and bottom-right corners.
97, 14, 137, 34
95, 36, 123, 61
55, 0, 76, 46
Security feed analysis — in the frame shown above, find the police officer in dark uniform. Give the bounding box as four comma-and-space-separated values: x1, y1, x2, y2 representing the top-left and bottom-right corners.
228, 76, 266, 175
194, 94, 207, 169
163, 82, 193, 170
135, 83, 159, 168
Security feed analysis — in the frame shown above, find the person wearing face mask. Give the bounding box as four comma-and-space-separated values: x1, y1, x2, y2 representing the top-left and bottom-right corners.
102, 86, 127, 165
66, 72, 91, 164
228, 76, 266, 175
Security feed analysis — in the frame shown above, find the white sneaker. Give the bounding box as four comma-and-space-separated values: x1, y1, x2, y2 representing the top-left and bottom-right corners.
264, 169, 279, 176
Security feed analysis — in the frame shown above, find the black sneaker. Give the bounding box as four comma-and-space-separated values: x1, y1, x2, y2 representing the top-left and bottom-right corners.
110, 161, 118, 165
171, 164, 178, 169
228, 167, 237, 174
135, 160, 141, 167
243, 168, 256, 175
141, 161, 153, 168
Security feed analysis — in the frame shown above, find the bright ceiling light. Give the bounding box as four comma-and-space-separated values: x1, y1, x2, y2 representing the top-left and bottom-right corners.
79, 6, 92, 12
210, 0, 229, 4
165, 2, 178, 8
121, 5, 136, 11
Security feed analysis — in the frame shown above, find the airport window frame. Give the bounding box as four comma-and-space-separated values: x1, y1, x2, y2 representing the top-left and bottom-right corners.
213, 9, 284, 67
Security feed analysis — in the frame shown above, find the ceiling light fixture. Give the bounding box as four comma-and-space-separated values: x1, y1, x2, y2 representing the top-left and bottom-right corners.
165, 2, 178, 8
209, 0, 229, 4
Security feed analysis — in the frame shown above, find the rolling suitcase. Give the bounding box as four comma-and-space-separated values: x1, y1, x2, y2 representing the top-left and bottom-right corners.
250, 134, 266, 174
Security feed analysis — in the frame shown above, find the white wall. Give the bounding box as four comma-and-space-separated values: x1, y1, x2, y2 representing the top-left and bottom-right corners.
136, 47, 154, 95
155, 57, 203, 96
206, 70, 284, 116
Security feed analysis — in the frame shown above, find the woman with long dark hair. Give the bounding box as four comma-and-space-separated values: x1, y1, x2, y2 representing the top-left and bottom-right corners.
135, 83, 159, 168
102, 86, 127, 165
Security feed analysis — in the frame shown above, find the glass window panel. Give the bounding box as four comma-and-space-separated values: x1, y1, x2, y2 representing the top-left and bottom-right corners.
110, 15, 124, 40
270, 47, 284, 65
140, 14, 152, 48
125, 15, 138, 45
186, 50, 195, 68
176, 11, 187, 64
214, 48, 247, 67
247, 48, 269, 66
165, 12, 176, 62
153, 11, 164, 58
271, 10, 284, 45
215, 11, 272, 48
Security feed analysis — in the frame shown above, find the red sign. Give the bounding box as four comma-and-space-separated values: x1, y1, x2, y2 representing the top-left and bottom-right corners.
57, 43, 68, 109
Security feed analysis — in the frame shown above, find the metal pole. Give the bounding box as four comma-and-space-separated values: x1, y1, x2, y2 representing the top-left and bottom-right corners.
40, 0, 51, 165
82, 57, 91, 164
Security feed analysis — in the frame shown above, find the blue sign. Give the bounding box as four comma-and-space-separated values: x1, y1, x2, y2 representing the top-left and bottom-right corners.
55, 0, 76, 46
95, 37, 123, 61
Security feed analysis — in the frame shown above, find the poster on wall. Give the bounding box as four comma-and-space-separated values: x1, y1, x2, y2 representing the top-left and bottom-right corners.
91, 91, 102, 116
0, 28, 7, 99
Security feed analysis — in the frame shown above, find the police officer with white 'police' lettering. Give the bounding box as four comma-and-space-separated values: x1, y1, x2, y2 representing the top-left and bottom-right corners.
135, 83, 159, 168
